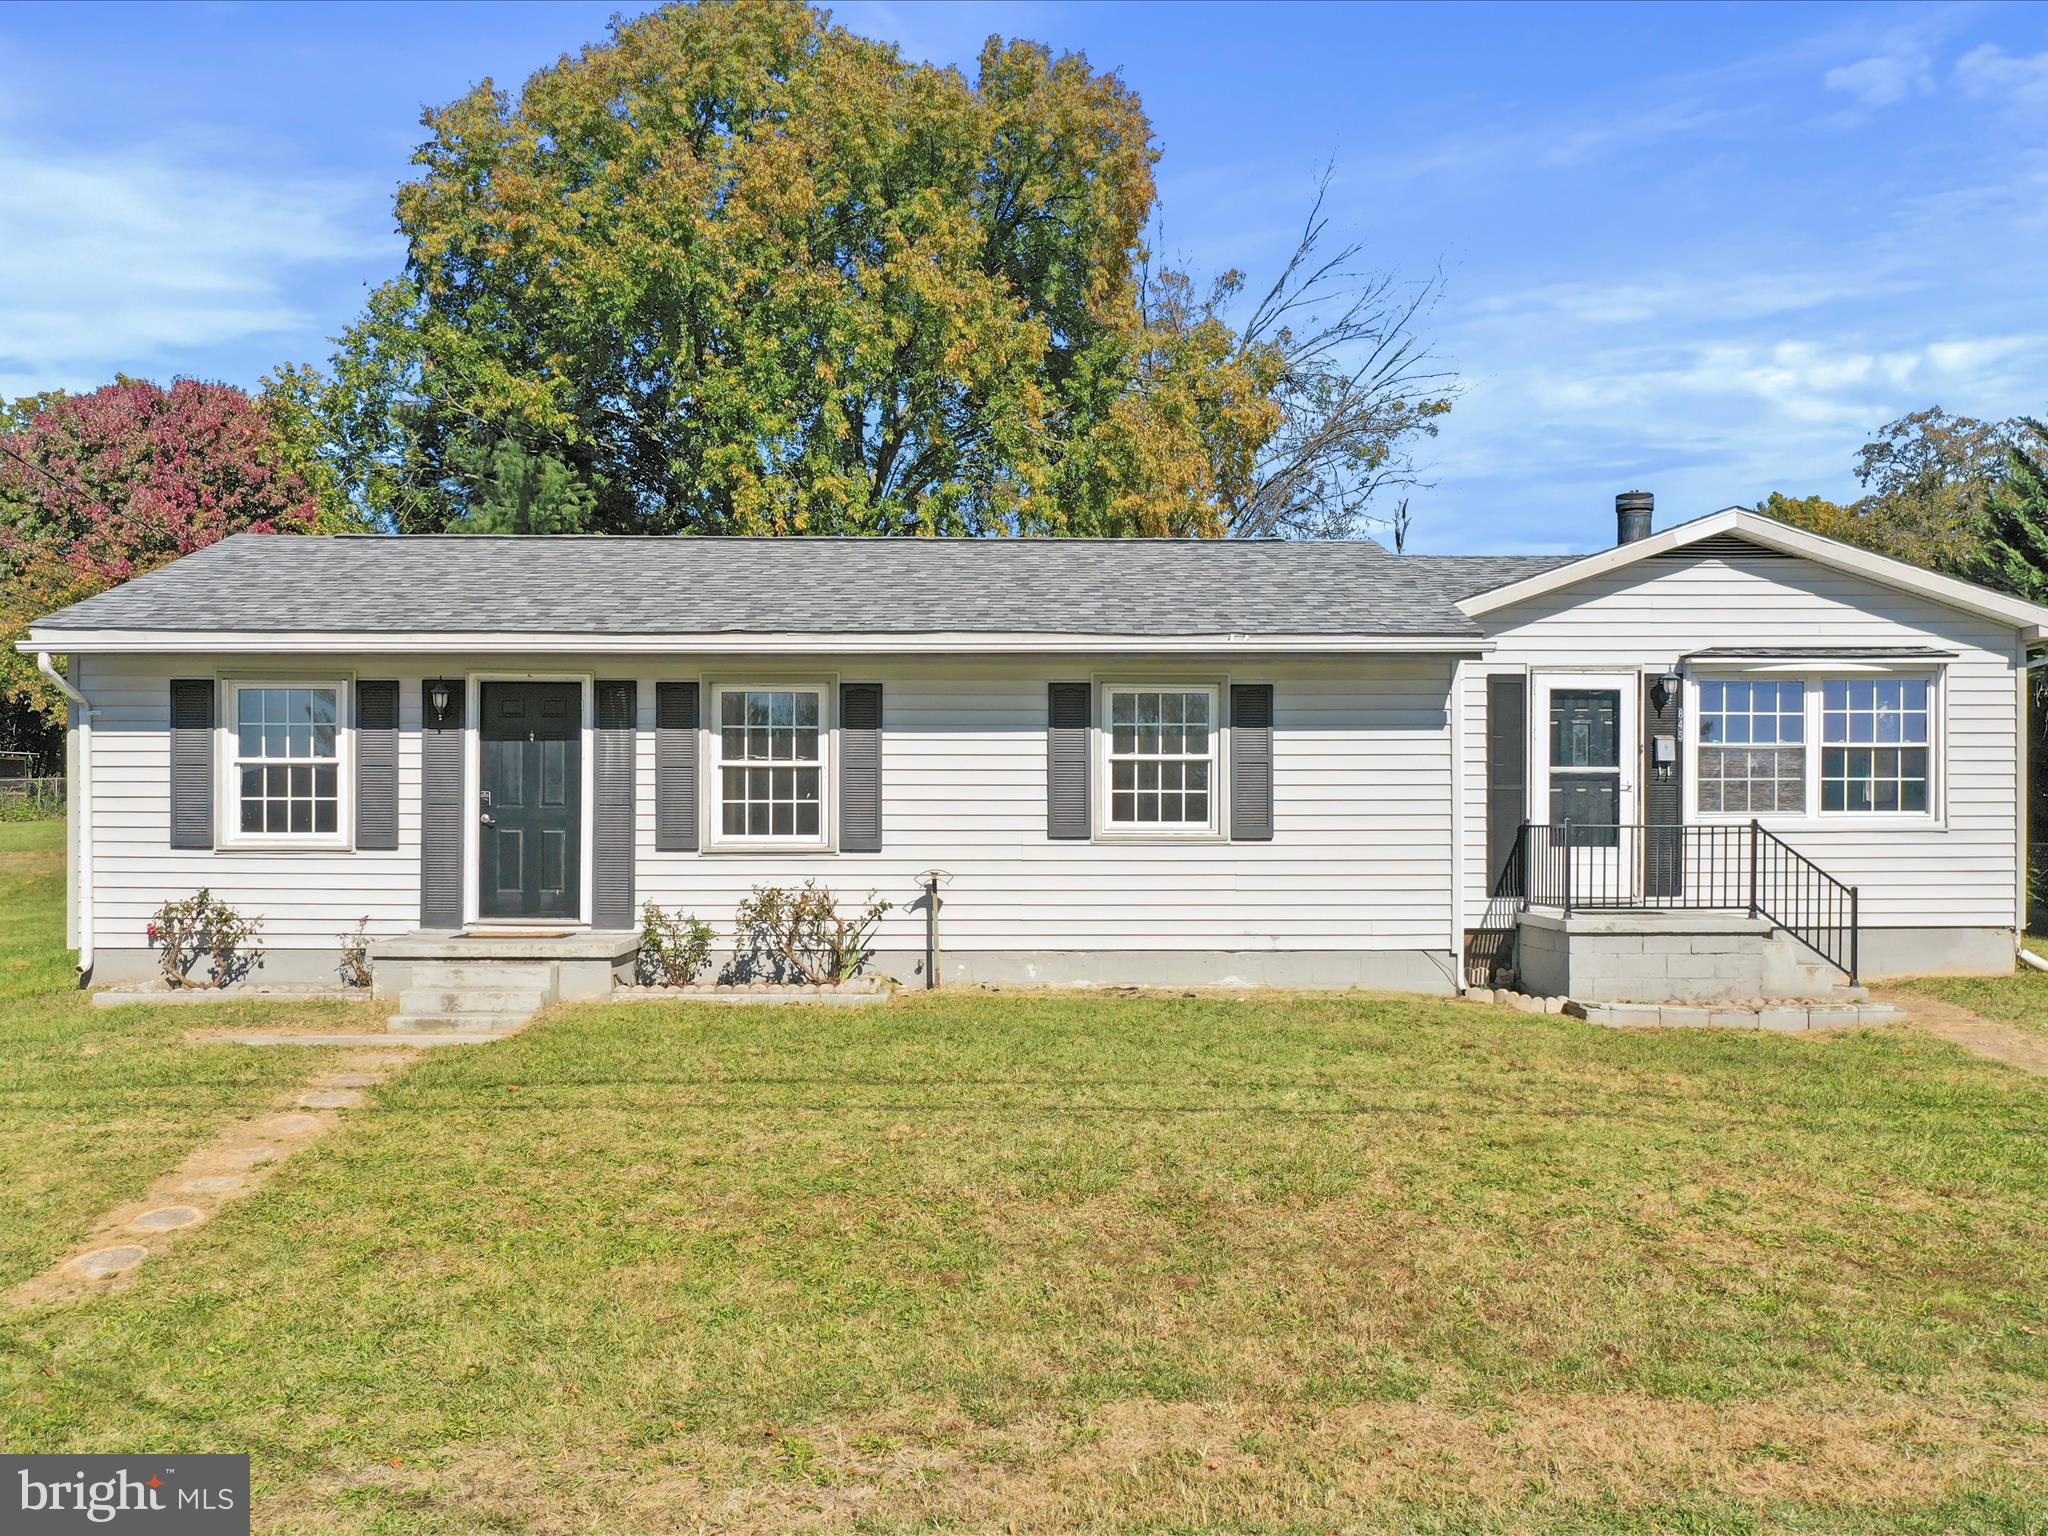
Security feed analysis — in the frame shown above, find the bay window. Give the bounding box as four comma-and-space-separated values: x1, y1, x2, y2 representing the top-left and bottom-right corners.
1693, 673, 1935, 820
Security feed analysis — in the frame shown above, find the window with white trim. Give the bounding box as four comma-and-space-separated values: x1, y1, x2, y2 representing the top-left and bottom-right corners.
713, 685, 826, 843
1697, 680, 1805, 814
1105, 686, 1217, 831
1692, 672, 1936, 820
1821, 678, 1929, 812
231, 683, 342, 839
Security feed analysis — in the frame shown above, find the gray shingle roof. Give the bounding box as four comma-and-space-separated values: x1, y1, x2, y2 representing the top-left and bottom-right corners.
1395, 554, 1582, 600
31, 534, 1556, 639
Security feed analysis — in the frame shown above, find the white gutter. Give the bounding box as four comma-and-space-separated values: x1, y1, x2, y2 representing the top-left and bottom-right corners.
18, 629, 1493, 658
36, 652, 91, 977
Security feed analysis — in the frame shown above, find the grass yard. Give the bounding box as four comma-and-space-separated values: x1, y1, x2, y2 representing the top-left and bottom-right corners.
1895, 953, 2048, 1038
0, 821, 345, 1285
4, 820, 2048, 1532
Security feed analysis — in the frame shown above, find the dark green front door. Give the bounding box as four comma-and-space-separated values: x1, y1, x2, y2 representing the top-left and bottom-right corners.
480, 682, 581, 921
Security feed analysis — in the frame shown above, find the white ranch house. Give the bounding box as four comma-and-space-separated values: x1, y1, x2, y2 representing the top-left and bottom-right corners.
22, 494, 2048, 1020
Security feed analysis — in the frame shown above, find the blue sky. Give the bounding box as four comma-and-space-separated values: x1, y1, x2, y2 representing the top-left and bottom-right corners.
1, 1, 2044, 554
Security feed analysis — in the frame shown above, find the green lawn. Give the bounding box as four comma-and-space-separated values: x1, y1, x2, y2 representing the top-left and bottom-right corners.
0, 821, 353, 1285
4, 820, 2048, 1532
1893, 952, 2048, 1037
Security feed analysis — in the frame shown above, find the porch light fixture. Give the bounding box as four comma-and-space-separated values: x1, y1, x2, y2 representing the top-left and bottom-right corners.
429, 682, 452, 723
1652, 670, 1682, 711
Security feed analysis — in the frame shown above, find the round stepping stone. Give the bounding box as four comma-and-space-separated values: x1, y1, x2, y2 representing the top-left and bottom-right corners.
179, 1175, 245, 1195
261, 1114, 323, 1136
298, 1089, 365, 1110
327, 1073, 380, 1088
220, 1145, 281, 1167
71, 1245, 145, 1279
129, 1206, 202, 1232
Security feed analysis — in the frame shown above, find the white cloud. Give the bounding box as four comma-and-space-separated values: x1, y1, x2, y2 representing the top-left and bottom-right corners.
1824, 49, 1933, 107
1955, 43, 2048, 110
0, 136, 386, 397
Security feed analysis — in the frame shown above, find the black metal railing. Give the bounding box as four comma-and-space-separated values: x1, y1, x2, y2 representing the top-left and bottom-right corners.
1512, 820, 1860, 983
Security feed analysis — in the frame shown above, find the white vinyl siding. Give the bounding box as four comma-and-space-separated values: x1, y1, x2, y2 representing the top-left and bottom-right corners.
1458, 546, 2025, 932
78, 653, 1457, 960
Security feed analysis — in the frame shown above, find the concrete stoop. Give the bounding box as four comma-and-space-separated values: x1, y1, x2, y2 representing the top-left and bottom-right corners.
1516, 909, 1861, 1004
1566, 999, 1904, 1030
368, 929, 638, 1035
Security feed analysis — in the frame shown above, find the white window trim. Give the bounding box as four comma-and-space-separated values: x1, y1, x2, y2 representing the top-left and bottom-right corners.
704, 678, 836, 853
215, 675, 353, 851
1686, 667, 1945, 830
1093, 679, 1227, 842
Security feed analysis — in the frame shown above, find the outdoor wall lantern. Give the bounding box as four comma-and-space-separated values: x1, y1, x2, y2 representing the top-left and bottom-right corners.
1652, 670, 1682, 712
429, 682, 452, 724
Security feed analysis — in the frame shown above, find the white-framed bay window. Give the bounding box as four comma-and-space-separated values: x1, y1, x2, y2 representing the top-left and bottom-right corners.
709, 682, 831, 849
1098, 682, 1222, 837
1691, 670, 1938, 823
221, 678, 350, 848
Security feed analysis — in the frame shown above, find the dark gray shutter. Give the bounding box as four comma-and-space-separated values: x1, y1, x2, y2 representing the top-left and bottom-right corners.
1484, 674, 1527, 886
1643, 672, 1683, 898
420, 679, 464, 929
355, 680, 399, 851
594, 680, 637, 928
169, 679, 215, 849
1047, 682, 1091, 839
655, 681, 699, 852
1229, 683, 1274, 841
839, 682, 883, 853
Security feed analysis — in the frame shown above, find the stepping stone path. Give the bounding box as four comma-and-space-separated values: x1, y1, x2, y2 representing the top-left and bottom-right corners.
129, 1206, 202, 1232
5, 1051, 409, 1310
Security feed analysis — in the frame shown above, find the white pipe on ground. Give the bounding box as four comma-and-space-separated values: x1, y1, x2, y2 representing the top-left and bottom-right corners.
2018, 946, 2048, 974
36, 651, 91, 977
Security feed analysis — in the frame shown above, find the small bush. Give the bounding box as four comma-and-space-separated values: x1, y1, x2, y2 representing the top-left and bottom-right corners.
638, 902, 715, 987
147, 889, 263, 989
730, 880, 890, 985
337, 916, 373, 989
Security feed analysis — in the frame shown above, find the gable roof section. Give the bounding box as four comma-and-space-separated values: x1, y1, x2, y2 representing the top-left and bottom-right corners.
1457, 507, 2048, 642
24, 533, 1491, 655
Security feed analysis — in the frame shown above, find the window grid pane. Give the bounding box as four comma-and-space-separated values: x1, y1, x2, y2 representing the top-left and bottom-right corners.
1107, 689, 1215, 827
1818, 679, 1930, 812
234, 686, 340, 837
717, 689, 825, 839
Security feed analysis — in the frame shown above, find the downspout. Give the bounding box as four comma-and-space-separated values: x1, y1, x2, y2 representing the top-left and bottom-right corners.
36, 652, 91, 978
2019, 649, 2048, 969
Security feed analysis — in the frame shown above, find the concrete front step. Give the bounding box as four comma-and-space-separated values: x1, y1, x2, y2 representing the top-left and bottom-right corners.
402, 962, 563, 992
391, 1012, 535, 1035
398, 987, 552, 1017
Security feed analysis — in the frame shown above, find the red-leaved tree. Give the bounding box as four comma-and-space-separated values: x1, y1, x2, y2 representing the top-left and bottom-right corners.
1, 378, 331, 724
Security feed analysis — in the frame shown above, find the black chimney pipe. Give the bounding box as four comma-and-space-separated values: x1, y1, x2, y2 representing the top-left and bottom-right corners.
1616, 490, 1653, 545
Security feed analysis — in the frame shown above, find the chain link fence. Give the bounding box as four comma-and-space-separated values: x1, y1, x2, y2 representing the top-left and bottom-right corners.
0, 777, 66, 821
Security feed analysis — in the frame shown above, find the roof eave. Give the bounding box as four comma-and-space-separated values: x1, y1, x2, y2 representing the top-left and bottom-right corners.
1456, 507, 2048, 638
18, 628, 1492, 658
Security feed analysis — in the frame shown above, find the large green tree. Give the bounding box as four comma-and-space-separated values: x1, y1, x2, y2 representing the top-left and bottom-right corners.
1761, 407, 2008, 574
326, 0, 1449, 540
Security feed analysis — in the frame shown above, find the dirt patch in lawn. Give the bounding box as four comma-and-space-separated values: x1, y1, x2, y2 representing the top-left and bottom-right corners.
1881, 989, 2048, 1076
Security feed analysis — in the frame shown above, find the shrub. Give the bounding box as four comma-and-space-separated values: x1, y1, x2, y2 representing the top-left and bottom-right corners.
730, 880, 890, 985
337, 916, 373, 989
147, 889, 262, 989
638, 902, 715, 987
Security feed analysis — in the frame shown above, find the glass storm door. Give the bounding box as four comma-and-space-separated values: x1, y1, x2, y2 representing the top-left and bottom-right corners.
1537, 674, 1637, 904
479, 682, 581, 921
